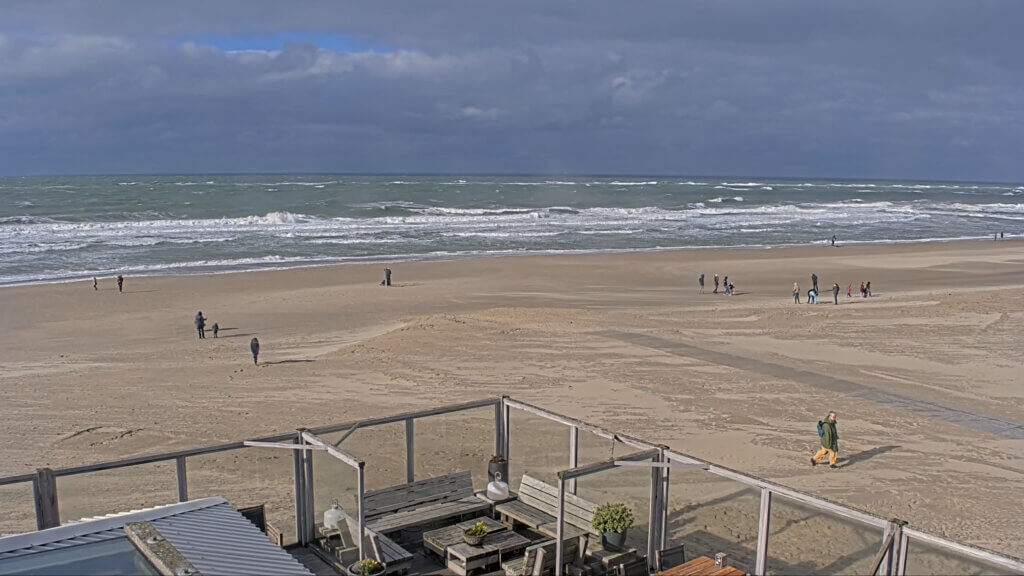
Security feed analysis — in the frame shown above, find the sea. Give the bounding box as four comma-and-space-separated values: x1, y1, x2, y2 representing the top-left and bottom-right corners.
1, 174, 1021, 286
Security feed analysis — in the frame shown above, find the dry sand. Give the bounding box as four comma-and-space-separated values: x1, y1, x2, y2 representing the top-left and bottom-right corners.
1, 240, 1022, 571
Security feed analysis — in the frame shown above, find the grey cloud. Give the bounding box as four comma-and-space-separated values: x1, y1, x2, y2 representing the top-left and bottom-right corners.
0, 1, 1022, 179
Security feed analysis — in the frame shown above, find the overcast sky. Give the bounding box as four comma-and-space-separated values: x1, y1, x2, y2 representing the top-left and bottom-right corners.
1, 1, 1021, 181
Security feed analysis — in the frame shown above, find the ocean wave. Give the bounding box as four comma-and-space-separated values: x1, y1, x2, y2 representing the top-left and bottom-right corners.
608, 181, 659, 186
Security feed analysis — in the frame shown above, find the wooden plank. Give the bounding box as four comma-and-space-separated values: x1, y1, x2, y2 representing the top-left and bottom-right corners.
496, 499, 555, 528
363, 471, 475, 518
366, 498, 490, 534
517, 475, 597, 534
422, 517, 506, 557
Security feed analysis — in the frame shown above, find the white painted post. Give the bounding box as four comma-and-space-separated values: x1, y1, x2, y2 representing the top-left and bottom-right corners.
357, 463, 366, 561
293, 441, 305, 545
755, 488, 772, 575
648, 458, 661, 569
556, 475, 566, 576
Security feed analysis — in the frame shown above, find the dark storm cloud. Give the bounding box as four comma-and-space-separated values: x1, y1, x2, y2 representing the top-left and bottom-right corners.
1, 1, 1022, 180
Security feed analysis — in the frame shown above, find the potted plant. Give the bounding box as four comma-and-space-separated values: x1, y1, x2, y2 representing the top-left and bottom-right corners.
462, 520, 488, 546
592, 502, 634, 551
349, 558, 385, 576
488, 453, 508, 484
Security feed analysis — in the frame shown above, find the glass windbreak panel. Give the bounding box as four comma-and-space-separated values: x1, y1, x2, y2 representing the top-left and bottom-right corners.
186, 447, 296, 544
311, 448, 359, 529
576, 428, 632, 467
0, 482, 36, 534
903, 537, 1018, 576
415, 408, 494, 489
321, 422, 405, 493
56, 461, 176, 523
508, 408, 570, 487
765, 495, 882, 575
574, 462, 653, 563
663, 467, 760, 574
0, 537, 158, 575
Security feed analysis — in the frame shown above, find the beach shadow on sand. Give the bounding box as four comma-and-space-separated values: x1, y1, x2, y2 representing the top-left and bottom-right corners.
219, 332, 255, 339
842, 445, 900, 468
262, 359, 315, 365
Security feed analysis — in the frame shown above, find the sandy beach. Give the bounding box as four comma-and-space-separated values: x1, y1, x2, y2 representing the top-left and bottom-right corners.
1, 240, 1023, 566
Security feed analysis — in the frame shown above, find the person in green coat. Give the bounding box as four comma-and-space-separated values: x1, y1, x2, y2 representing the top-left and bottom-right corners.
811, 411, 839, 468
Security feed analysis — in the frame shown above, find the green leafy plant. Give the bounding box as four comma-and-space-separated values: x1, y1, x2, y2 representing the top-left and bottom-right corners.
464, 521, 488, 537
356, 558, 383, 576
592, 502, 635, 534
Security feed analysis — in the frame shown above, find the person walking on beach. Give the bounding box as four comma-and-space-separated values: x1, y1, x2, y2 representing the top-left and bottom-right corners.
713, 274, 719, 294
831, 235, 837, 247
865, 281, 872, 297
723, 276, 729, 295
211, 322, 219, 338
811, 273, 819, 293
860, 282, 866, 298
382, 267, 392, 287
194, 311, 206, 339
811, 411, 839, 468
93, 277, 98, 291
832, 282, 840, 305
793, 282, 801, 303
727, 280, 735, 296
846, 283, 852, 298
699, 274, 705, 294
116, 274, 124, 293
250, 337, 260, 366
808, 288, 818, 304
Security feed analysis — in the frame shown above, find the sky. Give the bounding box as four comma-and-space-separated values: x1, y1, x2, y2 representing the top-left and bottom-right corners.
0, 1, 1022, 181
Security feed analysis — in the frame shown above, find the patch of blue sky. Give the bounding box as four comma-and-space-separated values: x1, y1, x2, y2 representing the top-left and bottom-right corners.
179, 32, 386, 53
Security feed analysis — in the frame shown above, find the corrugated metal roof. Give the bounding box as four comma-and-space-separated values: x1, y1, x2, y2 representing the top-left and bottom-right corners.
0, 497, 312, 576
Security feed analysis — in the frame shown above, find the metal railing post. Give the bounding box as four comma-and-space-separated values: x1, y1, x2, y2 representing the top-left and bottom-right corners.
879, 519, 907, 576
501, 400, 511, 462
293, 437, 305, 545
494, 399, 503, 457
405, 418, 415, 483
895, 531, 909, 576
648, 452, 662, 570
175, 456, 188, 502
755, 488, 772, 575
357, 463, 366, 561
660, 453, 670, 551
568, 425, 579, 495
33, 468, 60, 530
555, 474, 566, 576
301, 431, 316, 545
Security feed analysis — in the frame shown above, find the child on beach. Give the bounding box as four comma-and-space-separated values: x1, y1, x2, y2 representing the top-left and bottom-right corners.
846, 283, 851, 298
699, 274, 705, 294
793, 282, 800, 303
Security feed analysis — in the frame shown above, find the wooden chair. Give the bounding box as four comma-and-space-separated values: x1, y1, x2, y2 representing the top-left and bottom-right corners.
617, 558, 649, 576
654, 544, 685, 571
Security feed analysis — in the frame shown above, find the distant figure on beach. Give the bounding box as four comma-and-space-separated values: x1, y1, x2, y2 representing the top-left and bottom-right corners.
811, 411, 839, 469
93, 277, 98, 291
212, 322, 219, 338
859, 282, 866, 298
723, 276, 729, 295
793, 282, 801, 304
831, 235, 837, 247
382, 267, 392, 287
194, 311, 206, 339
713, 274, 719, 294
808, 288, 817, 304
698, 274, 705, 294
116, 274, 124, 293
1001, 232, 1004, 239
811, 273, 819, 293
727, 281, 735, 296
865, 281, 872, 297
832, 282, 840, 305
250, 337, 260, 366
846, 283, 852, 298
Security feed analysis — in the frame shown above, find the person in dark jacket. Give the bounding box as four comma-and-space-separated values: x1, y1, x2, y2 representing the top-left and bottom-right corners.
250, 337, 260, 366
194, 311, 206, 339
811, 411, 839, 468
832, 282, 840, 305
116, 274, 124, 293
811, 273, 819, 293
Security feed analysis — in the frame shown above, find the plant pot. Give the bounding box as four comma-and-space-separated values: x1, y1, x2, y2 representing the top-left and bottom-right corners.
488, 460, 508, 484
462, 532, 485, 546
601, 530, 627, 551
348, 561, 385, 576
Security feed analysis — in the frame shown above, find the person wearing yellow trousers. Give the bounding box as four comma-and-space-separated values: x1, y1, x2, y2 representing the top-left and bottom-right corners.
812, 411, 839, 468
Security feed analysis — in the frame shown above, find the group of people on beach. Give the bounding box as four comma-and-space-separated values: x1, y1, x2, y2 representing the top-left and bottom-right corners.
92, 275, 125, 292
698, 273, 735, 296
794, 274, 871, 304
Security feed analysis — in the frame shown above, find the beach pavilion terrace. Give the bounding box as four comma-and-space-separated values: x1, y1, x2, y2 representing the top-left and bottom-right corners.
1, 397, 1021, 576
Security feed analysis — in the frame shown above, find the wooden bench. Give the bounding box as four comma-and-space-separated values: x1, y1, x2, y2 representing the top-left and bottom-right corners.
500, 535, 583, 576
316, 511, 414, 575
496, 474, 637, 571
363, 470, 491, 543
